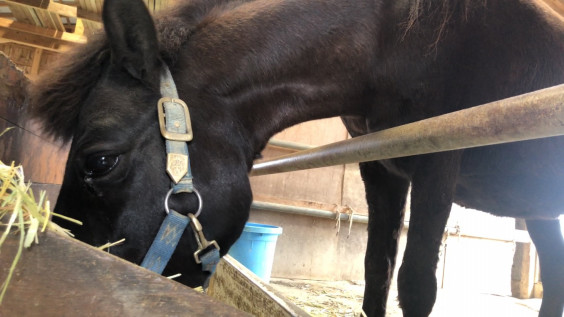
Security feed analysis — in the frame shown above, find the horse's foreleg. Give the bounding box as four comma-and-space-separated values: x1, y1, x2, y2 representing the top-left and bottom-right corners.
526, 219, 564, 317
359, 161, 410, 317
397, 152, 462, 317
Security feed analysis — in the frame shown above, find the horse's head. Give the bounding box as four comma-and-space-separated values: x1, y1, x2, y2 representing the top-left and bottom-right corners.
28, 0, 253, 286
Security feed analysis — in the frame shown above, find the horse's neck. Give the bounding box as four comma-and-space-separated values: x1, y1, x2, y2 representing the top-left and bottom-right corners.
177, 0, 382, 152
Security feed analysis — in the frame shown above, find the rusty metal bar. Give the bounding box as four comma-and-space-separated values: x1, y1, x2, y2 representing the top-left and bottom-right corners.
251, 84, 564, 176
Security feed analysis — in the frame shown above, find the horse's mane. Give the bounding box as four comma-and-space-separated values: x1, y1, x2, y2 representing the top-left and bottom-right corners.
28, 0, 247, 143
400, 0, 487, 48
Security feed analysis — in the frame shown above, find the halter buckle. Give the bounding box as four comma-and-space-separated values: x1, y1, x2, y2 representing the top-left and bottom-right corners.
188, 214, 220, 264
157, 97, 193, 141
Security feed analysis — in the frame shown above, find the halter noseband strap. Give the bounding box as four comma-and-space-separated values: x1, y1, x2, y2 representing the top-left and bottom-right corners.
140, 65, 220, 280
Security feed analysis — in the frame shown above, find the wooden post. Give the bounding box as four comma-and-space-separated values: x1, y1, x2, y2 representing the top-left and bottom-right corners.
510, 219, 536, 299
208, 255, 310, 317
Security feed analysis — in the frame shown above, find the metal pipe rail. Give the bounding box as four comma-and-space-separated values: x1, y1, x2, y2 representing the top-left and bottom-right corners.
251, 200, 369, 224
251, 84, 564, 176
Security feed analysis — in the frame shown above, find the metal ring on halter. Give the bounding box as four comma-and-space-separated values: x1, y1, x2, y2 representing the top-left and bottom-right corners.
164, 187, 203, 217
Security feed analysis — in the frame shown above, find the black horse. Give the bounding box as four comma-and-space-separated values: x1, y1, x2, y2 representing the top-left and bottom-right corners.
29, 0, 564, 316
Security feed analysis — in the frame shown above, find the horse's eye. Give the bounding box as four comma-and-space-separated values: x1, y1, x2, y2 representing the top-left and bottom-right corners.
84, 155, 120, 177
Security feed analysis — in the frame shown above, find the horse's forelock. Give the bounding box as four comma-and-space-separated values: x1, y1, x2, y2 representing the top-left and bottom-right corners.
28, 34, 109, 144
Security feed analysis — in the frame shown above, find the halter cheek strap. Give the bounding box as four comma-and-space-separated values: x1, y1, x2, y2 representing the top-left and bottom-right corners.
140, 65, 220, 279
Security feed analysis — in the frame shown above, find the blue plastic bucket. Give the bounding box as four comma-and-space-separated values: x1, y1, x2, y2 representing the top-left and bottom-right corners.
228, 222, 283, 282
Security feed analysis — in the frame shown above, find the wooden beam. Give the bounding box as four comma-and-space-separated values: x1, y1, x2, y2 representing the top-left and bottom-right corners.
0, 17, 86, 43
511, 219, 536, 299
73, 17, 85, 36
29, 47, 42, 78
543, 0, 564, 16
5, 0, 102, 23
6, 0, 76, 17
77, 6, 101, 23
0, 30, 74, 52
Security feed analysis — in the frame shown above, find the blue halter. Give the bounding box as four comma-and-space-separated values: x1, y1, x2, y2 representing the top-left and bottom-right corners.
140, 65, 221, 279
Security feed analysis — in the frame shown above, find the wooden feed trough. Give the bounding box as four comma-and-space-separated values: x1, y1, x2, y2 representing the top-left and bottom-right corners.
0, 230, 249, 316
0, 229, 310, 316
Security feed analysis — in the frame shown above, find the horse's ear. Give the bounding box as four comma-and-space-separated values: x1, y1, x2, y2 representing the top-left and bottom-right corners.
102, 0, 161, 86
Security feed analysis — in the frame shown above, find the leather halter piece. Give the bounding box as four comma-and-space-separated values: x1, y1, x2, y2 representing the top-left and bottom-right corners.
140, 65, 220, 279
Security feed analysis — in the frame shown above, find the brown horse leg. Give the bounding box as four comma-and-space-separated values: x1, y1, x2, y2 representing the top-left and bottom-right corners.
397, 152, 462, 317
525, 219, 564, 317
359, 161, 410, 317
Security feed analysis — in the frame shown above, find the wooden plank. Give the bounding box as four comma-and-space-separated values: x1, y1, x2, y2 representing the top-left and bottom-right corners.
251, 118, 350, 207
0, 117, 69, 184
6, 0, 102, 23
0, 17, 86, 43
6, 3, 32, 25
36, 49, 57, 73
0, 51, 27, 124
0, 28, 74, 52
29, 182, 62, 205
0, 43, 35, 72
251, 152, 345, 206
84, 0, 94, 13
208, 255, 310, 317
1, 54, 68, 183
510, 219, 537, 299
28, 47, 41, 78
73, 17, 84, 35
88, 0, 96, 13
542, 0, 564, 16
22, 4, 41, 26
0, 230, 250, 316
6, 0, 77, 18
50, 9, 65, 31
81, 18, 101, 36
76, 0, 86, 11
32, 6, 50, 28
0, 16, 84, 51
76, 7, 101, 23
94, 0, 102, 14
32, 7, 65, 31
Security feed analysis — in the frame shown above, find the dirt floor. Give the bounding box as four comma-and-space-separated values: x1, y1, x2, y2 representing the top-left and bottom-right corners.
270, 278, 366, 316
269, 278, 542, 317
